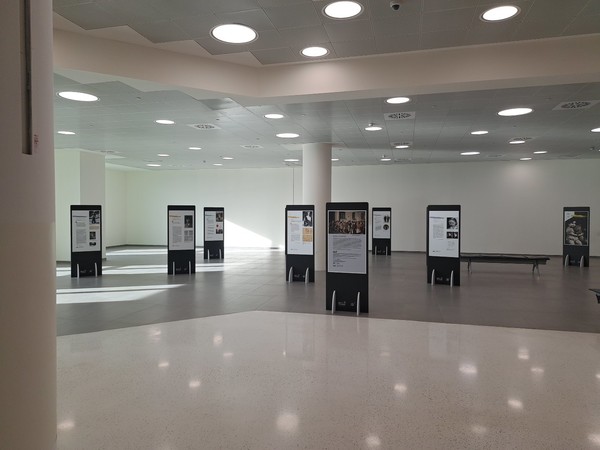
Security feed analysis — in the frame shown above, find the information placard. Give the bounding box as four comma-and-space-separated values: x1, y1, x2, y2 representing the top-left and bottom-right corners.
428, 210, 459, 258
327, 209, 367, 274
372, 210, 391, 239
71, 208, 101, 253
205, 210, 224, 242
168, 209, 195, 251
287, 209, 314, 255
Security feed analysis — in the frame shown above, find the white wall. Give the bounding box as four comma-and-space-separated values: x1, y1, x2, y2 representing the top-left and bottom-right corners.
332, 159, 600, 256
124, 168, 297, 248
102, 158, 600, 256
105, 169, 127, 247
55, 151, 80, 261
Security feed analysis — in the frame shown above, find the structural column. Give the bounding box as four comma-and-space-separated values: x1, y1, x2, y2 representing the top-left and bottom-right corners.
0, 1, 57, 449
302, 143, 332, 271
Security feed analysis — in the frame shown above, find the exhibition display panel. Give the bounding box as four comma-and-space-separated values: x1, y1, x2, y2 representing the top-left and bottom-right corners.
70, 205, 103, 277
427, 205, 461, 286
204, 207, 224, 260
372, 207, 392, 255
285, 205, 315, 283
326, 202, 369, 314
167, 205, 196, 274
563, 207, 590, 267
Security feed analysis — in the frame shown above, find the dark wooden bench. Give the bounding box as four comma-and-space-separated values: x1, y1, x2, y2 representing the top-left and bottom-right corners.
460, 253, 551, 275
591, 289, 600, 304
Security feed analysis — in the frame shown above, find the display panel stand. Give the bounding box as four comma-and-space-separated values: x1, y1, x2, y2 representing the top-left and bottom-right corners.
326, 202, 369, 314
372, 207, 392, 255
426, 205, 461, 286
167, 205, 196, 275
563, 207, 590, 267
70, 205, 103, 277
204, 207, 225, 260
285, 205, 315, 283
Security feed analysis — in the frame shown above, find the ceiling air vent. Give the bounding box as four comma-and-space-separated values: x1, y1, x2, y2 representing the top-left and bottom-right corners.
384, 111, 416, 120
552, 100, 599, 111
187, 123, 221, 130
241, 144, 263, 149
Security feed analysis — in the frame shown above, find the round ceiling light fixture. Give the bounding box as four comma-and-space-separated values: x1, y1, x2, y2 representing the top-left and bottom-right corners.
520, 157, 532, 161
394, 144, 410, 149
188, 146, 202, 150
211, 24, 258, 44
155, 119, 175, 125
57, 91, 99, 102
481, 5, 520, 22
471, 130, 488, 135
365, 123, 382, 131
509, 139, 526, 144
301, 46, 329, 57
461, 152, 480, 156
386, 97, 410, 104
591, 127, 600, 132
276, 133, 300, 138
264, 113, 284, 119
498, 107, 533, 117
323, 1, 363, 19
57, 130, 76, 135
284, 158, 300, 162
534, 151, 547, 154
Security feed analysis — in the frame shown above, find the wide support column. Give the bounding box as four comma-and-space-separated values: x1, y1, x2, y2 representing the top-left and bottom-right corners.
0, 1, 57, 449
302, 143, 332, 271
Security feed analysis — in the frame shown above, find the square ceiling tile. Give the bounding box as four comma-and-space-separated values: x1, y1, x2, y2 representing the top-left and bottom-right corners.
325, 20, 373, 42
129, 21, 190, 43
54, 3, 127, 30
264, 3, 322, 28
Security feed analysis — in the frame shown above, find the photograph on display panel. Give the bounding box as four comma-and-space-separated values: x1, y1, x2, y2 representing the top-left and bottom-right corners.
287, 209, 314, 256
564, 211, 589, 246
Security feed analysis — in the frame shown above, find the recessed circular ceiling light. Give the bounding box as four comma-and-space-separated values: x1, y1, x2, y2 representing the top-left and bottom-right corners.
264, 114, 284, 119
213, 163, 223, 166
498, 107, 533, 116
211, 24, 257, 44
461, 152, 480, 156
222, 156, 234, 160
302, 46, 329, 57
386, 97, 410, 104
394, 144, 410, 149
57, 91, 99, 102
509, 139, 526, 144
520, 157, 532, 161
155, 119, 175, 125
534, 151, 547, 154
592, 127, 600, 132
481, 5, 520, 22
284, 158, 300, 162
276, 133, 299, 138
323, 1, 363, 19
146, 163, 161, 167
57, 130, 75, 135
157, 153, 170, 157
331, 158, 340, 161
188, 146, 202, 150
365, 123, 382, 131
471, 130, 488, 135
380, 157, 392, 162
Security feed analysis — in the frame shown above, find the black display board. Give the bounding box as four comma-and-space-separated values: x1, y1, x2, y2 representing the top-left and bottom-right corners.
167, 205, 196, 275
326, 202, 369, 314
372, 207, 392, 255
426, 205, 461, 286
563, 207, 590, 267
204, 207, 224, 259
285, 205, 315, 283
70, 205, 102, 277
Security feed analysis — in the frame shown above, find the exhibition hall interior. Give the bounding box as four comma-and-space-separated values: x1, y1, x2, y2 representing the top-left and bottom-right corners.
4, 1, 600, 449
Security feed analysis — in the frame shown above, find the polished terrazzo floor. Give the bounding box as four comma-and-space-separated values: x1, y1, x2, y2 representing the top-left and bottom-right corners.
58, 310, 600, 449
56, 247, 600, 449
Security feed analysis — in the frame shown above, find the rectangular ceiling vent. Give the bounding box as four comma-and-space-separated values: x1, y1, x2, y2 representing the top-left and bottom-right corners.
384, 111, 416, 120
241, 144, 263, 149
552, 100, 599, 110
187, 123, 221, 130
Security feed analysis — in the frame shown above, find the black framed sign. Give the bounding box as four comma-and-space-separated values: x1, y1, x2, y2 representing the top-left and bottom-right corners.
563, 207, 590, 267
204, 207, 224, 259
285, 205, 315, 282
70, 205, 102, 277
372, 207, 391, 255
168, 205, 196, 274
326, 202, 369, 314
426, 205, 461, 286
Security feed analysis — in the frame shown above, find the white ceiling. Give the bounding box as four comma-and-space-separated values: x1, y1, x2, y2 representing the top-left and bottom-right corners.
52, 1, 600, 170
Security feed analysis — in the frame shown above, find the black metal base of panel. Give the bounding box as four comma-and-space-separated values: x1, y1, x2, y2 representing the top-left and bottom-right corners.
427, 257, 460, 286
286, 255, 314, 282
326, 273, 369, 313
372, 238, 391, 255
204, 242, 224, 260
168, 250, 196, 275
563, 250, 589, 267
71, 252, 102, 277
